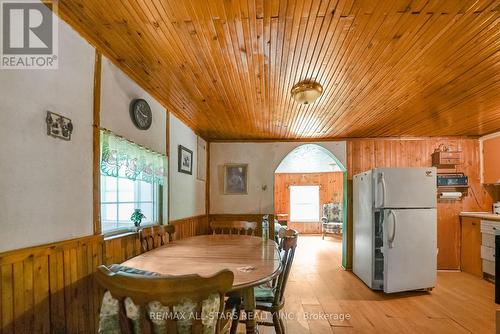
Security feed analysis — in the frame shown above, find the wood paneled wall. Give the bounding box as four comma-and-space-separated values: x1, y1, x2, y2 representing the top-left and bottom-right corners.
170, 215, 210, 240
0, 235, 103, 334
0, 218, 207, 333
346, 138, 495, 270
274, 172, 344, 234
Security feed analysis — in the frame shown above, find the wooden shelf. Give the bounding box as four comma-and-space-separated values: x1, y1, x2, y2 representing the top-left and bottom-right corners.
432, 151, 462, 168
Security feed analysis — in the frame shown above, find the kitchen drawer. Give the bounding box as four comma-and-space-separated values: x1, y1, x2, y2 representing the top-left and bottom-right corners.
483, 259, 495, 276
482, 233, 495, 248
481, 245, 495, 261
480, 220, 500, 235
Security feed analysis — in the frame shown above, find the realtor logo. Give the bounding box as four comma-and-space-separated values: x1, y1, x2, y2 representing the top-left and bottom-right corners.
1, 0, 58, 69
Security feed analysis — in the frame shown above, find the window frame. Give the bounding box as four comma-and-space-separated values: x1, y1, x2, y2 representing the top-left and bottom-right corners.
100, 173, 162, 236
289, 185, 321, 223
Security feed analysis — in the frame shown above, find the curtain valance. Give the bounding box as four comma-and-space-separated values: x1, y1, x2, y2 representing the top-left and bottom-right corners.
100, 130, 166, 185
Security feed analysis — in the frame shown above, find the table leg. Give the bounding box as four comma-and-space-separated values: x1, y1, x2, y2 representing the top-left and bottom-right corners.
243, 287, 256, 334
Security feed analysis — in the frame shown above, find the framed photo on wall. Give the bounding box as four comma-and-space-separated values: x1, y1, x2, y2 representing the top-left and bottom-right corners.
178, 145, 193, 175
224, 164, 248, 194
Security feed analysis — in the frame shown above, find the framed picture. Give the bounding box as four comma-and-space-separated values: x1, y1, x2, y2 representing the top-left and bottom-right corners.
224, 164, 248, 194
178, 145, 193, 175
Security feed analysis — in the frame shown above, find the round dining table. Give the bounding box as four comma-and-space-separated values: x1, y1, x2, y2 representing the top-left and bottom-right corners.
121, 234, 282, 334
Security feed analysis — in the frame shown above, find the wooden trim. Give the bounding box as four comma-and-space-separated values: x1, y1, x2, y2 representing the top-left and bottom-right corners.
206, 141, 210, 216
0, 234, 102, 265
166, 111, 170, 224
209, 136, 480, 143
93, 50, 102, 235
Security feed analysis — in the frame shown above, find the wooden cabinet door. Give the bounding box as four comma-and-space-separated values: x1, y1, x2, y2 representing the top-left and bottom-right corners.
460, 217, 482, 276
482, 135, 500, 184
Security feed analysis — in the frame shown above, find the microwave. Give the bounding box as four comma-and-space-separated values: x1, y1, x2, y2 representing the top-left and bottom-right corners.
437, 173, 468, 187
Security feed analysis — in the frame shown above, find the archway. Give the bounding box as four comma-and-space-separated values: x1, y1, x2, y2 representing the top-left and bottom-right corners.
274, 144, 348, 268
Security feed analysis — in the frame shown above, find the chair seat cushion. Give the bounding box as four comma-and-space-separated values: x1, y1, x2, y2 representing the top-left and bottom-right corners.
254, 286, 274, 302
323, 222, 342, 233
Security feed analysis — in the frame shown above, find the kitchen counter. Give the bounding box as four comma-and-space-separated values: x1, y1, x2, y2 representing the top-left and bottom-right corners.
460, 212, 500, 221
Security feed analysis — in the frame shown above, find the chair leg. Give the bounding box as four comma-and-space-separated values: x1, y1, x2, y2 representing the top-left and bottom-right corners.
229, 303, 241, 334
279, 316, 286, 334
272, 312, 282, 334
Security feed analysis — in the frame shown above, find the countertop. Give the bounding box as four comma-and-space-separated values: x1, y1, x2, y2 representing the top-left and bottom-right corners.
459, 212, 500, 221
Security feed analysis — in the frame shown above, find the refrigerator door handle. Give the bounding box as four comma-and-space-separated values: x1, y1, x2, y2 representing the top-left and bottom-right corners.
388, 210, 396, 248
377, 172, 386, 207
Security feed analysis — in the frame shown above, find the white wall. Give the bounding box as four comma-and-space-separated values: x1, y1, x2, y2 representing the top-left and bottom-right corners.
169, 114, 206, 220
100, 57, 168, 223
0, 18, 95, 252
210, 142, 346, 214
100, 57, 166, 154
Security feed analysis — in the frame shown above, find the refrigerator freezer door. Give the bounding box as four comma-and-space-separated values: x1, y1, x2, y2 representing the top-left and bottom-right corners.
353, 171, 374, 288
374, 167, 437, 209
383, 208, 437, 293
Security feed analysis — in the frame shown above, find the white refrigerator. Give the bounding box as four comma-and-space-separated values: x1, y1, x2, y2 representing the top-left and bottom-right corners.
353, 167, 437, 293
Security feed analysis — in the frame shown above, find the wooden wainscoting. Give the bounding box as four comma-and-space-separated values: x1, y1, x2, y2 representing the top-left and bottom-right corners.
169, 215, 210, 240
346, 138, 495, 270
274, 172, 344, 234
0, 220, 206, 333
0, 235, 103, 334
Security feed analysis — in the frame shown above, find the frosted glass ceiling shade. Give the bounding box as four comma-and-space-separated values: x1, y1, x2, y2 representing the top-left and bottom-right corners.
291, 81, 323, 105
276, 144, 341, 173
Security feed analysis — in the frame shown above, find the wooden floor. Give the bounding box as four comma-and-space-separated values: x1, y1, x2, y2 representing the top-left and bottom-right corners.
237, 235, 496, 334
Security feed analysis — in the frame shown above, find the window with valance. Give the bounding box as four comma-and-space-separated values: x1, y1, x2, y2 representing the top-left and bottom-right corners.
100, 130, 167, 233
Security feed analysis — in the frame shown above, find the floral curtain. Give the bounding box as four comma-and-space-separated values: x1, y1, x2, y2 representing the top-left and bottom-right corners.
100, 130, 166, 185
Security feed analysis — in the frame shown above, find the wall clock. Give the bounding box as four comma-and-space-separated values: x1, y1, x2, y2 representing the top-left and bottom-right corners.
130, 99, 152, 130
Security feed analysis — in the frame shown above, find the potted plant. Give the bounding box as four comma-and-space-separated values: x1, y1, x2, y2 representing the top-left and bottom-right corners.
131, 209, 146, 231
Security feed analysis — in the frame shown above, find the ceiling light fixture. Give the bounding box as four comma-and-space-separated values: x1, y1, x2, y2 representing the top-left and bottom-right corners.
291, 81, 323, 105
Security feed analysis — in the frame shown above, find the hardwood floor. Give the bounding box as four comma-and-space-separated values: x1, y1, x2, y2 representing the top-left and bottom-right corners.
238, 235, 496, 333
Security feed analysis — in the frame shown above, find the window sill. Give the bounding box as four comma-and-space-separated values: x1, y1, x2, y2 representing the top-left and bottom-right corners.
103, 223, 160, 241
103, 230, 137, 241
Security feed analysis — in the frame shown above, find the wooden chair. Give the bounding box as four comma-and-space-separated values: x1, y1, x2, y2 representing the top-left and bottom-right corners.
95, 264, 234, 334
139, 226, 156, 252
210, 221, 257, 236
139, 225, 175, 252
157, 224, 175, 245
229, 228, 299, 334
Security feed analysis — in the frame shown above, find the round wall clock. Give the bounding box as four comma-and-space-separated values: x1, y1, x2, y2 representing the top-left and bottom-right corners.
130, 99, 152, 130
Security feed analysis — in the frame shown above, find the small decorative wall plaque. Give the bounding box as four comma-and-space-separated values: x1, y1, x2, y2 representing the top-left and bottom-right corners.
46, 111, 73, 141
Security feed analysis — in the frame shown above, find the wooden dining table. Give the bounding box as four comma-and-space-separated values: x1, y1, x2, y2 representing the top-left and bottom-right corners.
121, 234, 282, 334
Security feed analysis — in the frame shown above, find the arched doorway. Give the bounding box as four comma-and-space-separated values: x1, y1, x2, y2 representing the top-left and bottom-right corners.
274, 144, 348, 268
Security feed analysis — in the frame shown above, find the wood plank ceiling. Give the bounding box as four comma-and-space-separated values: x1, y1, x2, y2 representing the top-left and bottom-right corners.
56, 0, 500, 140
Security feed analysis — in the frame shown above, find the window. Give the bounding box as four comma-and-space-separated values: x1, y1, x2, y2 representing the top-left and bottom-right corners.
99, 130, 166, 234
101, 173, 161, 233
289, 185, 320, 222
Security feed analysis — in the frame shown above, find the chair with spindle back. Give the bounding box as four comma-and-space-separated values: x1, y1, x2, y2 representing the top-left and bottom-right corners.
210, 221, 257, 236
95, 264, 234, 334
139, 226, 156, 252
229, 228, 299, 334
157, 224, 175, 245
139, 225, 176, 253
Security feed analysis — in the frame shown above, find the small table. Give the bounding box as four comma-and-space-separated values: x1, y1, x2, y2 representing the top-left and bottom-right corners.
121, 235, 281, 334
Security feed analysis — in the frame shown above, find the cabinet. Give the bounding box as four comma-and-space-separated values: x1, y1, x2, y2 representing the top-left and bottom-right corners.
482, 134, 500, 184
460, 217, 482, 276
432, 151, 462, 167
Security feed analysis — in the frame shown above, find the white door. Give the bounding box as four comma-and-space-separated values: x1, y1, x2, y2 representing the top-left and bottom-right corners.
374, 168, 437, 209
383, 208, 437, 293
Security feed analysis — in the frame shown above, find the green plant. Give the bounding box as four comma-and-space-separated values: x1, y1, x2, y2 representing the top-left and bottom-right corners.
130, 209, 146, 227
